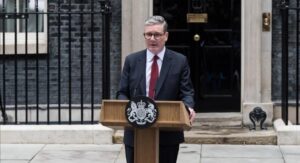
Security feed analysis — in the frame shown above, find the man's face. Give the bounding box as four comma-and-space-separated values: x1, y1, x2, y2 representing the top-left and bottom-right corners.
144, 24, 168, 54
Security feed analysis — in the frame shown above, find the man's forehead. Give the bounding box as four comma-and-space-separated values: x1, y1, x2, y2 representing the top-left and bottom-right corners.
144, 24, 164, 31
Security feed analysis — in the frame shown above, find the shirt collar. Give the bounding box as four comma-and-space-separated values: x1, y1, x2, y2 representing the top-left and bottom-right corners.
146, 47, 165, 62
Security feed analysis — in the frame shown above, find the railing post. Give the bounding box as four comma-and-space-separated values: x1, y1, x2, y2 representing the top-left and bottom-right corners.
101, 0, 112, 99
0, 91, 8, 123
280, 0, 289, 125
296, 0, 300, 125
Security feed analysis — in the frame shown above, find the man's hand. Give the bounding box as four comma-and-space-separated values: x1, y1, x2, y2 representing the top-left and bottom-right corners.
188, 108, 196, 124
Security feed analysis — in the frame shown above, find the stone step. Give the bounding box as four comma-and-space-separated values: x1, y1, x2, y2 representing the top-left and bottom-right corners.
193, 112, 243, 128
113, 127, 277, 145
185, 127, 277, 145
0, 124, 114, 144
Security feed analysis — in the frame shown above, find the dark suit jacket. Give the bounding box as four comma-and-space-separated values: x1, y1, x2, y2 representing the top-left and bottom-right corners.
117, 48, 195, 146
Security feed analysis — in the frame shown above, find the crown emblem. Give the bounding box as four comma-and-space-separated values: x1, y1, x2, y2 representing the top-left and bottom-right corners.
137, 100, 146, 108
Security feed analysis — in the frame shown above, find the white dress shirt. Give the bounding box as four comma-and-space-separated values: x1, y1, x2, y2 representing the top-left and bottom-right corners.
146, 47, 165, 97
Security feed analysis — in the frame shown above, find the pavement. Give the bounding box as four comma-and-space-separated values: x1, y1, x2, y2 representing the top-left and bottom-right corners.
1, 144, 300, 163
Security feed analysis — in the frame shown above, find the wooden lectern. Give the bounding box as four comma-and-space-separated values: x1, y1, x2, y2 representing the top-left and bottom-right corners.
100, 100, 191, 163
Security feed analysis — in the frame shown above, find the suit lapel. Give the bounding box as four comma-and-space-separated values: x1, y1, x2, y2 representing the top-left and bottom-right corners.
137, 51, 147, 96
155, 49, 172, 97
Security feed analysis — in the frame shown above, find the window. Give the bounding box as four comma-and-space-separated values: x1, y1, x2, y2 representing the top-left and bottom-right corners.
0, 0, 47, 55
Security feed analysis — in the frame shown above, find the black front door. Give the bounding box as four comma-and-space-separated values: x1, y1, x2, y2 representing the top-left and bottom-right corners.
154, 0, 241, 112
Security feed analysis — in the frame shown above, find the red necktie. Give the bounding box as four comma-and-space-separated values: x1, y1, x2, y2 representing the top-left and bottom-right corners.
149, 55, 159, 99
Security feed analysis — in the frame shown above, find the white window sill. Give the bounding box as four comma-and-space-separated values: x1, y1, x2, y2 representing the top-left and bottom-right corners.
0, 43, 47, 55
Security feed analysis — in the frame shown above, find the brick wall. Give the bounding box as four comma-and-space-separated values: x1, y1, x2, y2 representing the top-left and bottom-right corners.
272, 1, 299, 100
0, 0, 121, 106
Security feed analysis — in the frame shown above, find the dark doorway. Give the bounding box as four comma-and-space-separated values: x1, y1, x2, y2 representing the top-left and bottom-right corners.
154, 0, 241, 112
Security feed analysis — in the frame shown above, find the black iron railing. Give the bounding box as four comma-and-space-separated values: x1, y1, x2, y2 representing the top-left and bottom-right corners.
0, 0, 111, 125
280, 0, 300, 125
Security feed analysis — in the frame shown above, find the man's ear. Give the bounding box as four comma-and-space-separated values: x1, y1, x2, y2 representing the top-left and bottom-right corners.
164, 32, 169, 42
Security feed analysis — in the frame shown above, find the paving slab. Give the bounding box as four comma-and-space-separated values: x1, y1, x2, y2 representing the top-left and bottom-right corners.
30, 144, 123, 163
279, 145, 300, 155
114, 145, 126, 163
279, 146, 300, 163
0, 144, 45, 160
283, 155, 300, 163
201, 158, 284, 163
202, 144, 282, 158
42, 144, 122, 152
30, 150, 118, 163
1, 161, 29, 163
177, 144, 201, 163
113, 144, 203, 163
1, 144, 298, 163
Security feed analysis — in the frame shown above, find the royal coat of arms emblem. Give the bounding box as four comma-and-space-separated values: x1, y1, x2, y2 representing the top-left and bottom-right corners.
125, 96, 158, 128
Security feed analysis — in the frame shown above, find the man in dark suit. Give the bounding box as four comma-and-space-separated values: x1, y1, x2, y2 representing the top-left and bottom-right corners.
117, 15, 196, 163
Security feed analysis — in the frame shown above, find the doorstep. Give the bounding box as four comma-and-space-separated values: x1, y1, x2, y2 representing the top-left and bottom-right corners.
113, 127, 277, 145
